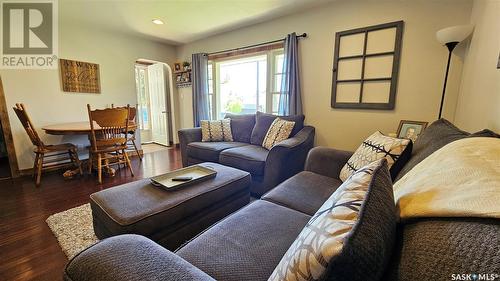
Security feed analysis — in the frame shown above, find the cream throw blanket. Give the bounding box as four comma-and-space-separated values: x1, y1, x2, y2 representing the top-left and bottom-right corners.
394, 137, 500, 220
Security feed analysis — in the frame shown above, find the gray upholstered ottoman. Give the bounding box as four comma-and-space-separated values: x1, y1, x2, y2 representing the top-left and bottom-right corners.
90, 162, 251, 250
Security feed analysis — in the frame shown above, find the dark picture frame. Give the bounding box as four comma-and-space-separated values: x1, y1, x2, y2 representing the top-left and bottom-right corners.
331, 21, 404, 110
396, 120, 428, 142
174, 63, 181, 72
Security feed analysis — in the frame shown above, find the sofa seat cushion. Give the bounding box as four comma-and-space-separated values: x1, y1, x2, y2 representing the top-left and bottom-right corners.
186, 141, 248, 162
262, 171, 343, 215
219, 145, 268, 176
176, 200, 311, 281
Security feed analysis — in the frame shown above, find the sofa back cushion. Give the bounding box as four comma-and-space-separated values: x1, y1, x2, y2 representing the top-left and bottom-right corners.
394, 119, 499, 182
269, 159, 396, 281
224, 113, 256, 143
250, 111, 305, 145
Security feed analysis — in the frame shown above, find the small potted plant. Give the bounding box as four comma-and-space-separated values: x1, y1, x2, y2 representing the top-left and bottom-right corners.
183, 62, 190, 71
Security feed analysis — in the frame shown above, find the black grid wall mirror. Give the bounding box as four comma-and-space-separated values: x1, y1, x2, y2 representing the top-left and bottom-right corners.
331, 21, 404, 109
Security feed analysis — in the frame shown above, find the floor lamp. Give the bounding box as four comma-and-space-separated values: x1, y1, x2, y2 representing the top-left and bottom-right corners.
435, 25, 474, 119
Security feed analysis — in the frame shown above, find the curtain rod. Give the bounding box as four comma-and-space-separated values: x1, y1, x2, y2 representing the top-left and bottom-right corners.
206, 33, 307, 56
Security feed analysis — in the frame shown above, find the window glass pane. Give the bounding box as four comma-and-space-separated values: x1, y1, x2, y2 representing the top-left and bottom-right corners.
208, 80, 213, 94
135, 68, 150, 130
258, 60, 267, 112
275, 54, 284, 74
339, 33, 365, 57
218, 55, 267, 118
336, 82, 361, 102
364, 55, 393, 79
337, 58, 363, 80
272, 52, 285, 112
362, 81, 390, 103
272, 93, 280, 113
207, 63, 213, 94
274, 74, 282, 92
208, 94, 213, 119
366, 28, 396, 54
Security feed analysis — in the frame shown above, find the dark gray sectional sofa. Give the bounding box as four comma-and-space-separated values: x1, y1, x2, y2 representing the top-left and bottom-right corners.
178, 112, 315, 196
63, 119, 499, 281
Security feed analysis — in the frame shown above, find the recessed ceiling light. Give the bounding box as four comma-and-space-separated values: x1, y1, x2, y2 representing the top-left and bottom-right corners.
152, 19, 164, 25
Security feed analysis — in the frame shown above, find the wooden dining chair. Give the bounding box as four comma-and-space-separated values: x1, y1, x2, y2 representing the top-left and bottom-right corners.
13, 103, 82, 186
111, 104, 142, 160
87, 104, 134, 184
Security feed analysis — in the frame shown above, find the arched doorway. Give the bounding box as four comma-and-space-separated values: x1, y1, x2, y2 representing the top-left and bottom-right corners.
134, 59, 176, 149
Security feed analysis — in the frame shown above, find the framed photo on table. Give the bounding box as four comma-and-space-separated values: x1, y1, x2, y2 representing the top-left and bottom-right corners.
396, 120, 428, 142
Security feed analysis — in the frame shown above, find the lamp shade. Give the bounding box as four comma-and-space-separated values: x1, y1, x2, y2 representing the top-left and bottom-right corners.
436, 25, 474, 45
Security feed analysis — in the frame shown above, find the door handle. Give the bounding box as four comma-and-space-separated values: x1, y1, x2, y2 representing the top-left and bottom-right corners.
162, 111, 167, 113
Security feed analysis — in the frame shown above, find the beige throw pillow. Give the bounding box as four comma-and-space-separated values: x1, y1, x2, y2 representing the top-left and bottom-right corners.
262, 118, 295, 150
200, 119, 233, 142
339, 131, 410, 182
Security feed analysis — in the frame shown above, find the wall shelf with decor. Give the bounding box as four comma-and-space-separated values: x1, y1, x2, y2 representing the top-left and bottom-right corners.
174, 62, 192, 88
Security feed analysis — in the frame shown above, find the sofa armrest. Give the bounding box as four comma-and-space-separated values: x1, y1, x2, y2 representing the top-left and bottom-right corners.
304, 146, 353, 180
64, 235, 214, 281
273, 126, 315, 149
261, 126, 315, 193
178, 128, 202, 167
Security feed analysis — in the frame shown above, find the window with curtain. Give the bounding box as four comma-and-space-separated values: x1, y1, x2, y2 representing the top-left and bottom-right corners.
208, 49, 284, 119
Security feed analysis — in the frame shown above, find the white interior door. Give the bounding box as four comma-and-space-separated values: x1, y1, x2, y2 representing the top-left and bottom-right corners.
147, 63, 169, 146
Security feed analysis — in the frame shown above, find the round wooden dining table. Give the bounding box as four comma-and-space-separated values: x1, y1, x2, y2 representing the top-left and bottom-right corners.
42, 121, 137, 178
42, 121, 137, 135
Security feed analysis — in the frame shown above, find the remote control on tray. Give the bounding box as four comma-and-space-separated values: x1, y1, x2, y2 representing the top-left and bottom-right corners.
172, 176, 193, 182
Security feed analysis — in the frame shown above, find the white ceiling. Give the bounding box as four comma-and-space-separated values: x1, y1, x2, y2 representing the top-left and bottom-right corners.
60, 0, 333, 45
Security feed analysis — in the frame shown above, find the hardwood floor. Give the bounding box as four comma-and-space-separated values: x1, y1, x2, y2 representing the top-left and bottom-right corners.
0, 148, 182, 281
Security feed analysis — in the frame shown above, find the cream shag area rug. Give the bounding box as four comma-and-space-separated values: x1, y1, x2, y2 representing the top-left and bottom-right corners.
46, 204, 99, 259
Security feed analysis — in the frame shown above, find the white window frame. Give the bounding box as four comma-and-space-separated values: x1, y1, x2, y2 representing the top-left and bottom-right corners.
269, 49, 284, 114
207, 48, 284, 118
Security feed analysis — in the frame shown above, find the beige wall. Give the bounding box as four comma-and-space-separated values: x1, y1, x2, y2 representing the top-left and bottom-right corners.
176, 0, 473, 150
1, 21, 176, 169
454, 0, 500, 132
